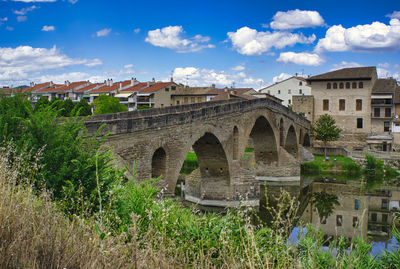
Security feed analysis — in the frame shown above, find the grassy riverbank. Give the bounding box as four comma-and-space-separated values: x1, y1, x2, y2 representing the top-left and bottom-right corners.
301, 154, 361, 176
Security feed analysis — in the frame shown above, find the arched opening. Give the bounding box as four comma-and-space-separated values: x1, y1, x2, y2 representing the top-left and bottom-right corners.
339, 82, 344, 89
285, 125, 298, 157
359, 82, 363, 88
346, 82, 350, 89
352, 82, 357, 89
250, 116, 278, 166
327, 83, 331, 89
299, 129, 303, 145
152, 147, 167, 178
303, 133, 311, 147
333, 82, 337, 89
279, 118, 284, 147
233, 126, 239, 160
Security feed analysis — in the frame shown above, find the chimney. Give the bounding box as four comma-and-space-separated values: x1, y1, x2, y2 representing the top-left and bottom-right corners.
30, 82, 34, 88
152, 77, 155, 83
110, 79, 113, 86
66, 80, 70, 86
131, 77, 134, 86
50, 81, 54, 87
171, 77, 173, 82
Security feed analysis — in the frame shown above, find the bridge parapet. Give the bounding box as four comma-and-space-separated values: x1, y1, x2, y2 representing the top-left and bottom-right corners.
85, 98, 310, 136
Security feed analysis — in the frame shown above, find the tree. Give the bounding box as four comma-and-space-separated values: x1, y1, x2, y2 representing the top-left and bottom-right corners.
92, 95, 127, 115
312, 114, 342, 157
60, 98, 75, 117
71, 99, 91, 116
34, 96, 50, 112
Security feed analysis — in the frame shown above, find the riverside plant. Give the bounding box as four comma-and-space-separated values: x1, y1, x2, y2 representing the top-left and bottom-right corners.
2, 146, 400, 268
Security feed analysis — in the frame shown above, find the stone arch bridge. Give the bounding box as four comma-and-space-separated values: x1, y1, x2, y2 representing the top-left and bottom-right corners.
85, 98, 312, 207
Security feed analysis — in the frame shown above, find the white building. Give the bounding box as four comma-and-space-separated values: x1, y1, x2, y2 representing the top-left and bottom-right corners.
259, 76, 311, 106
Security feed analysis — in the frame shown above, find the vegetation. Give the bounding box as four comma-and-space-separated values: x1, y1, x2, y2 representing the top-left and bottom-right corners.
312, 114, 342, 157
92, 95, 127, 115
71, 98, 92, 116
301, 154, 360, 175
180, 152, 199, 174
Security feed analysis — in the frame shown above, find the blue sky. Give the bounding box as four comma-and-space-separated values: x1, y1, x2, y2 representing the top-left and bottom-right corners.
0, 0, 399, 88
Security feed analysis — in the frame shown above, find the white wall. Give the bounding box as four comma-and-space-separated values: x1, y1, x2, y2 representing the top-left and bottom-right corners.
259, 77, 311, 106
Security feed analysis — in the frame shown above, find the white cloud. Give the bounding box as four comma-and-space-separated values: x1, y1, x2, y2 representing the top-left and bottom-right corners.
17, 16, 27, 22
387, 11, 400, 19
332, 61, 362, 69
227, 26, 316, 55
377, 67, 399, 79
6, 26, 14, 31
145, 26, 215, 53
133, 28, 140, 34
270, 9, 325, 30
14, 5, 38, 15
0, 17, 7, 25
378, 62, 391, 68
124, 64, 133, 69
231, 65, 245, 71
96, 28, 111, 37
315, 19, 400, 53
277, 51, 324, 66
0, 45, 102, 85
41, 25, 55, 31
272, 73, 291, 83
35, 72, 89, 83
84, 58, 102, 67
68, 0, 79, 4
171, 66, 264, 88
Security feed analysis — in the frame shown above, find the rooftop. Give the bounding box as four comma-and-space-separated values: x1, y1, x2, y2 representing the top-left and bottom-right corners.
372, 78, 397, 93
139, 82, 175, 93
307, 66, 377, 81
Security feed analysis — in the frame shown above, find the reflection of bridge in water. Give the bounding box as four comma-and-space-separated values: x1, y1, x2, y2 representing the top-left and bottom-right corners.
85, 98, 312, 207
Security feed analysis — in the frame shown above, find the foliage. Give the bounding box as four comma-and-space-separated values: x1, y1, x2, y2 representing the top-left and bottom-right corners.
137, 105, 152, 110
0, 94, 30, 142
364, 154, 384, 184
71, 98, 92, 116
92, 95, 127, 115
311, 192, 340, 223
180, 152, 198, 175
342, 161, 362, 176
312, 114, 342, 156
60, 98, 75, 117
33, 96, 50, 112
301, 162, 321, 173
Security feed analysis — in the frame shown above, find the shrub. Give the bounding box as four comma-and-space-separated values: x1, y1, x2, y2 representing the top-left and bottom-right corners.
301, 162, 320, 173
342, 162, 361, 176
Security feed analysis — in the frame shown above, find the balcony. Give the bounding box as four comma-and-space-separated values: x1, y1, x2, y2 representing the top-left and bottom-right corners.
371, 98, 393, 106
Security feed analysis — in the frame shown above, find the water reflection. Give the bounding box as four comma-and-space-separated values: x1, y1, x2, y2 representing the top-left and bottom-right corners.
260, 177, 400, 254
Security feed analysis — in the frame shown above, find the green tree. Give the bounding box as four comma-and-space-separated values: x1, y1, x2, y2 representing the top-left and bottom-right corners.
312, 114, 342, 157
60, 98, 75, 117
34, 96, 50, 112
0, 94, 30, 142
92, 95, 127, 115
71, 99, 92, 116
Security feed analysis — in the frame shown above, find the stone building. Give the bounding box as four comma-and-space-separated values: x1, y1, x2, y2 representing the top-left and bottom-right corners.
305, 66, 378, 149
259, 76, 311, 106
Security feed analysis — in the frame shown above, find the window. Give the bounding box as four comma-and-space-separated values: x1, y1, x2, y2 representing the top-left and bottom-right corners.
384, 121, 390, 132
385, 108, 391, 117
339, 99, 345, 111
382, 214, 388, 223
374, 108, 380, 117
333, 82, 338, 89
358, 82, 363, 88
382, 199, 388, 209
288, 89, 291, 94
171, 86, 176, 90
299, 81, 302, 86
327, 83, 331, 89
323, 99, 329, 111
288, 99, 291, 104
299, 89, 302, 94
355, 199, 360, 210
161, 104, 164, 107
191, 97, 195, 103
176, 100, 180, 105
197, 97, 202, 103
353, 216, 358, 228
336, 215, 343, 226
352, 82, 357, 89
357, 118, 363, 129
339, 82, 344, 89
356, 99, 362, 111
184, 97, 188, 104
371, 213, 377, 222
278, 90, 281, 94
346, 82, 350, 89
165, 87, 169, 92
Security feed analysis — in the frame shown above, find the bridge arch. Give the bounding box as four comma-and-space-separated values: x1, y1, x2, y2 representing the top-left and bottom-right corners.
285, 125, 298, 157
232, 126, 239, 160
247, 115, 279, 168
303, 133, 311, 147
279, 118, 284, 147
151, 147, 167, 178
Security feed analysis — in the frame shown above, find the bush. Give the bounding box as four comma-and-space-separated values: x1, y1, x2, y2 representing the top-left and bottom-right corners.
92, 95, 127, 115
342, 162, 361, 176
301, 162, 320, 173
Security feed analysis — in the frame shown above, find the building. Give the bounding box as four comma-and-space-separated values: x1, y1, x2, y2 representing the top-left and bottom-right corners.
136, 81, 178, 108
305, 67, 378, 149
259, 76, 311, 106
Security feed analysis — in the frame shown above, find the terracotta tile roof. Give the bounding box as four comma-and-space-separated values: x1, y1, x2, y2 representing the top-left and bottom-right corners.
229, 88, 255, 95
307, 66, 376, 81
121, 82, 147, 92
90, 83, 120, 93
210, 92, 256, 101
22, 82, 52, 93
139, 82, 174, 93
206, 88, 228, 95
74, 83, 102, 92
36, 84, 64, 93
372, 78, 397, 93
172, 86, 210, 95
